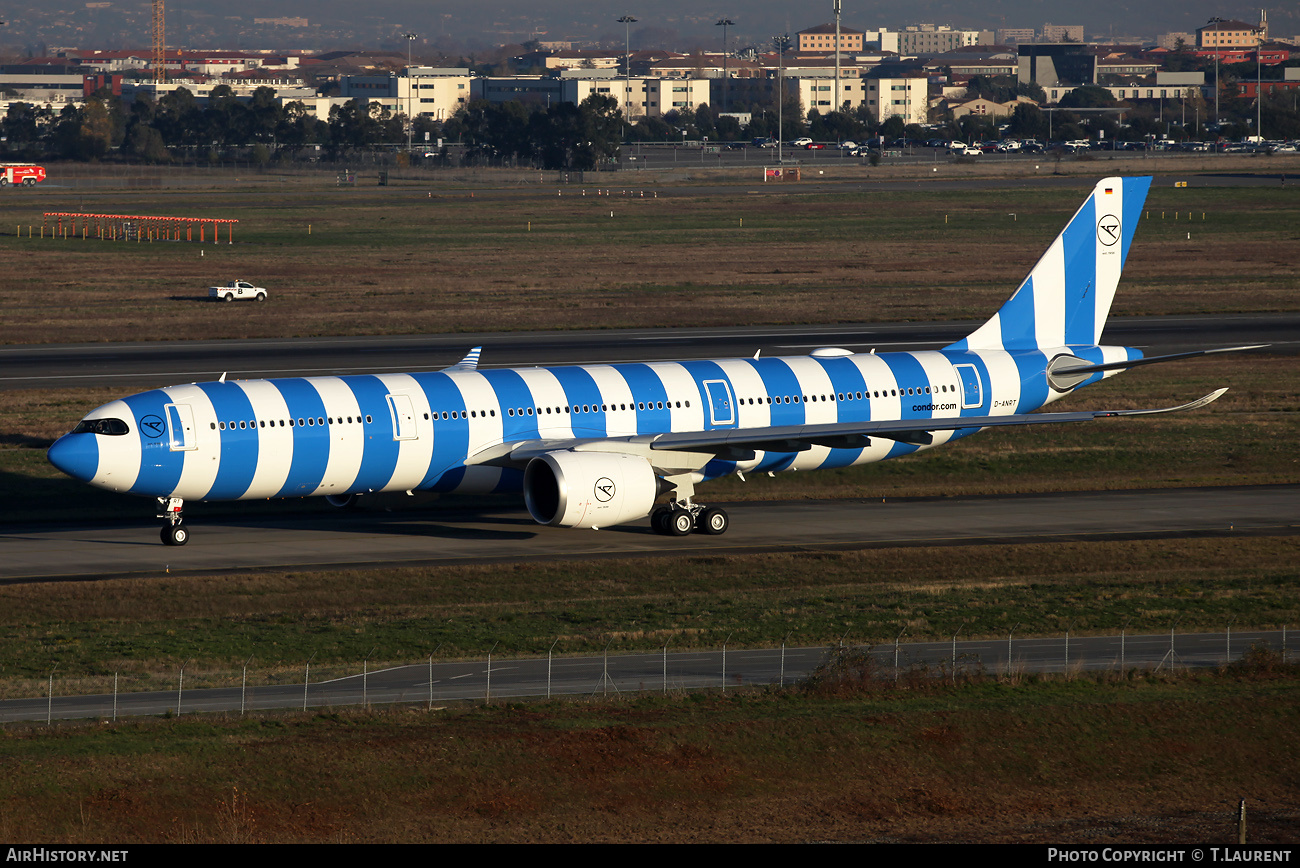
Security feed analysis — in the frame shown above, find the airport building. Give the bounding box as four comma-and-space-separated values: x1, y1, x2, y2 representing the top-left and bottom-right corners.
337, 67, 471, 122
863, 73, 929, 126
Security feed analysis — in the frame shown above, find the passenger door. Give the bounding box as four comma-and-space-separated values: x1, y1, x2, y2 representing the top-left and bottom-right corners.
165, 403, 197, 451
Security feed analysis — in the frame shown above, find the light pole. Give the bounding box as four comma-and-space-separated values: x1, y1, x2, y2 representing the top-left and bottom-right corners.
833, 0, 842, 113
715, 18, 734, 115
773, 34, 789, 163
618, 15, 638, 138
404, 32, 417, 153
1256, 42, 1263, 140
1208, 17, 1224, 137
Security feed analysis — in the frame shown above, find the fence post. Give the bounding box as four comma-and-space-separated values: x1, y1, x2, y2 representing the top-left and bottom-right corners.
47, 665, 57, 726
304, 652, 316, 711
548, 639, 558, 699
722, 631, 733, 692
177, 658, 191, 717
662, 640, 670, 694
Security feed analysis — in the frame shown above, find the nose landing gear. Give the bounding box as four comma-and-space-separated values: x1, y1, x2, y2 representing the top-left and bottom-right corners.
157, 497, 188, 546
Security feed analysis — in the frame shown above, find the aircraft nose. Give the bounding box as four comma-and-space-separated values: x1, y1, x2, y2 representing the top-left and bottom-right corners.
47, 433, 99, 482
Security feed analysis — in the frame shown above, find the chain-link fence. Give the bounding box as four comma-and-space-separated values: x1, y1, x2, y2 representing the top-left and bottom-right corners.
3, 627, 1290, 725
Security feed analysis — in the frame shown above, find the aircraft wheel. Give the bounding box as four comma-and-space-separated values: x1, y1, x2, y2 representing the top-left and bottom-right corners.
667, 508, 694, 536
649, 506, 672, 534
697, 507, 729, 535
161, 524, 189, 546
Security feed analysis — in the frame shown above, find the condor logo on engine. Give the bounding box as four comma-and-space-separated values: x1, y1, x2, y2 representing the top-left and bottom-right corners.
594, 477, 616, 502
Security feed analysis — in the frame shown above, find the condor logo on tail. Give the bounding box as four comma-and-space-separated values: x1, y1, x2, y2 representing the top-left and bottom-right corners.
1097, 214, 1121, 246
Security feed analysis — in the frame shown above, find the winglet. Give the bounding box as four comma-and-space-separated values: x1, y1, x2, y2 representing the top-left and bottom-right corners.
1103, 388, 1228, 418
442, 346, 482, 372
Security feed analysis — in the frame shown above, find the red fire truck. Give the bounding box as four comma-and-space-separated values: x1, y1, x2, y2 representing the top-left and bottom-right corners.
0, 164, 46, 187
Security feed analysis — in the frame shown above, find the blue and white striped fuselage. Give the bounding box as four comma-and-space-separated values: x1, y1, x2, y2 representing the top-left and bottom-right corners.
71, 344, 1134, 503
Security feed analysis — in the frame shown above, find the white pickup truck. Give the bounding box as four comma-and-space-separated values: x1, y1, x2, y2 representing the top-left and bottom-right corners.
209, 280, 267, 302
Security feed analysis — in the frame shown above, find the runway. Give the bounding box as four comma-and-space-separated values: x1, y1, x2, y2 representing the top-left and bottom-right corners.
6, 316, 1295, 580
3, 485, 1296, 581
1, 313, 1295, 392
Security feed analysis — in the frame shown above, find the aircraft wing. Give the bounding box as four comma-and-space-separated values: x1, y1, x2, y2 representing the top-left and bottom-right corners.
646, 389, 1228, 456
472, 390, 1227, 467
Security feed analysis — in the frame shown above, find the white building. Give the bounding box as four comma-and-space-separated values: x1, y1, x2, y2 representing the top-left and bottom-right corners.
863, 75, 929, 125
473, 71, 711, 120
121, 78, 316, 105
338, 67, 472, 121
788, 74, 872, 114
896, 26, 983, 55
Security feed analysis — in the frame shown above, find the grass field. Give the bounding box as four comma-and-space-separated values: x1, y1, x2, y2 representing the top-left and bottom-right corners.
1, 165, 1297, 843
0, 536, 1297, 699
1, 664, 1296, 843
0, 172, 1297, 345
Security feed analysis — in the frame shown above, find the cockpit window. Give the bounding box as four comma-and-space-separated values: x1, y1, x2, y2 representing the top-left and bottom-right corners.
72, 418, 131, 436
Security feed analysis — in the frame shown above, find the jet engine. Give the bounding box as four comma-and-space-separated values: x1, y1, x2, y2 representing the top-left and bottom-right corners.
523, 451, 658, 529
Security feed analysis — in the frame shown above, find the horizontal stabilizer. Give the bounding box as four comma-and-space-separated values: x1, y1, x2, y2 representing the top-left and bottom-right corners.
1052, 344, 1269, 378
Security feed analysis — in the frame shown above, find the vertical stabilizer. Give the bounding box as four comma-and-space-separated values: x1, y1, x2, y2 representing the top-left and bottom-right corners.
947, 176, 1152, 352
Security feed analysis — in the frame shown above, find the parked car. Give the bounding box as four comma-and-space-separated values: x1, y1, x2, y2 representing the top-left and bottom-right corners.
791, 137, 813, 147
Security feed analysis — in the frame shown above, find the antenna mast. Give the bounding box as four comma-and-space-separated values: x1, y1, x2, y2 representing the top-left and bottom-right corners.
152, 0, 166, 83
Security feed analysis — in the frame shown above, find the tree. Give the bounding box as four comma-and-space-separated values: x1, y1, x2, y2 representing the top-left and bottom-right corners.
714, 114, 742, 141
1, 102, 50, 148
530, 94, 622, 170
1057, 85, 1120, 109
448, 99, 534, 164
1006, 103, 1047, 139
276, 100, 323, 149
628, 115, 675, 141
248, 86, 283, 143
808, 108, 869, 142
156, 86, 201, 146
77, 98, 114, 158
694, 103, 716, 139
127, 124, 170, 163
879, 115, 905, 139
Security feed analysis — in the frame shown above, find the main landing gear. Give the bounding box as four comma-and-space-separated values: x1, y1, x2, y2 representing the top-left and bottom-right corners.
649, 472, 729, 536
157, 496, 188, 546
650, 503, 730, 536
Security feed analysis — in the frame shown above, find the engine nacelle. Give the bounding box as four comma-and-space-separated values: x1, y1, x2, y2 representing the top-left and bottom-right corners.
523, 451, 658, 529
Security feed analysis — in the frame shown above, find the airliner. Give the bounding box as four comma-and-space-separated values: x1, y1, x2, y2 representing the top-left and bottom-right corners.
48, 176, 1255, 546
